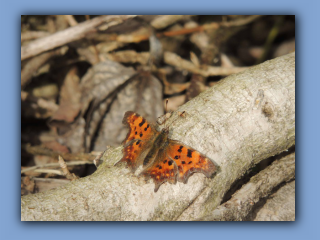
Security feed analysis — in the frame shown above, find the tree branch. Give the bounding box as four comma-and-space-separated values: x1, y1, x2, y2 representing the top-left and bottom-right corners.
21, 52, 295, 221
196, 152, 295, 221
21, 15, 136, 60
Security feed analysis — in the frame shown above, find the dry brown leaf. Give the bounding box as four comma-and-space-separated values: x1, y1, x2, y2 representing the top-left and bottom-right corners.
93, 70, 163, 150
50, 67, 81, 124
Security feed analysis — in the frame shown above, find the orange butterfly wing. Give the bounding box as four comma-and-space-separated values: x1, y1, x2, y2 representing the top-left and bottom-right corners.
140, 149, 178, 192
140, 139, 217, 192
119, 111, 158, 171
166, 140, 217, 184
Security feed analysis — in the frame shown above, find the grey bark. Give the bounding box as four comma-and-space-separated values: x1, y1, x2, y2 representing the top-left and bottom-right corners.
21, 52, 295, 221
197, 152, 295, 221
253, 180, 295, 221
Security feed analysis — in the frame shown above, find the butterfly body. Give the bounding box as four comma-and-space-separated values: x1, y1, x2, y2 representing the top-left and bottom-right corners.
142, 128, 169, 167
119, 111, 217, 192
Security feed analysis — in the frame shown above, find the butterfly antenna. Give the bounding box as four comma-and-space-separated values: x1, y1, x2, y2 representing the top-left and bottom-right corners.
165, 98, 169, 114
164, 99, 169, 129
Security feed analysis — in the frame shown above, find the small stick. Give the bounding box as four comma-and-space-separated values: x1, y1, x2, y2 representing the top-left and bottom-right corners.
21, 15, 136, 60
58, 155, 79, 181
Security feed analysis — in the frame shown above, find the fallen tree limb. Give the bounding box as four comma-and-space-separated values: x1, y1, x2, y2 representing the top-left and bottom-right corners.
21, 15, 135, 60
196, 152, 295, 221
21, 52, 295, 221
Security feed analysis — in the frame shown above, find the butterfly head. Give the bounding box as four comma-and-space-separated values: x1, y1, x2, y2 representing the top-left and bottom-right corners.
161, 126, 170, 134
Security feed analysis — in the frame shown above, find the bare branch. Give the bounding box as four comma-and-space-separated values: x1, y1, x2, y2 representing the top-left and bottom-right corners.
21, 15, 136, 60
196, 152, 295, 221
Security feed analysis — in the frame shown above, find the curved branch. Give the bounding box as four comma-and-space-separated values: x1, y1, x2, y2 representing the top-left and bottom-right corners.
21, 52, 295, 221
21, 15, 135, 60
196, 152, 295, 221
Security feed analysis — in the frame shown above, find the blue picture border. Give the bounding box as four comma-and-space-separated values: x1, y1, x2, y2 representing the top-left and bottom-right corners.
3, 0, 319, 239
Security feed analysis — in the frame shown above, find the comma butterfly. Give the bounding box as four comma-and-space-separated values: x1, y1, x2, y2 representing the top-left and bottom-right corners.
118, 111, 218, 192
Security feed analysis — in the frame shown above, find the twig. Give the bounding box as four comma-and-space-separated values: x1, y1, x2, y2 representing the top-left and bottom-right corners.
21, 160, 92, 174
58, 155, 79, 180
196, 152, 295, 221
164, 51, 248, 76
21, 15, 136, 60
23, 144, 96, 162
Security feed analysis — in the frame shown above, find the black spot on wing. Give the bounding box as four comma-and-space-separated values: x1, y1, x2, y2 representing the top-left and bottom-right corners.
139, 118, 146, 127
178, 146, 183, 153
187, 149, 193, 158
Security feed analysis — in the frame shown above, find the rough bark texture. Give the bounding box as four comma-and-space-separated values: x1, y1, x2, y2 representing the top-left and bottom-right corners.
197, 152, 295, 221
253, 180, 295, 221
21, 52, 295, 221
